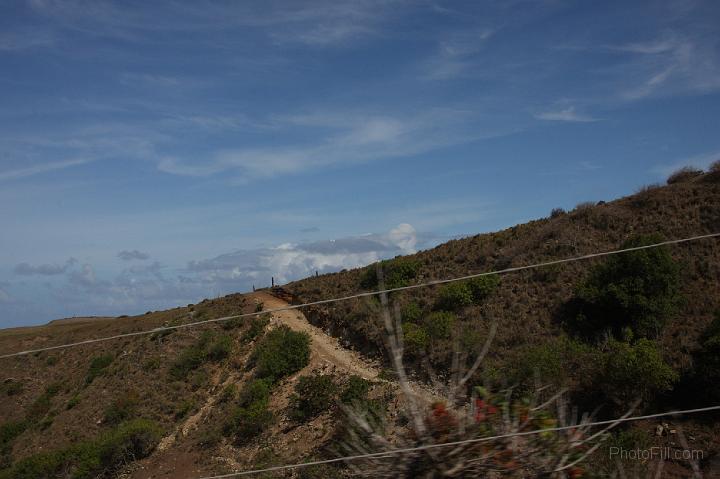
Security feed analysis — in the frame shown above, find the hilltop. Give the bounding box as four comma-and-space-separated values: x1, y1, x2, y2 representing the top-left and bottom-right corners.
0, 166, 719, 477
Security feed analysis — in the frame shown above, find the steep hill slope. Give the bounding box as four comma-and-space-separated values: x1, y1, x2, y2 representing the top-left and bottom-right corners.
0, 170, 719, 477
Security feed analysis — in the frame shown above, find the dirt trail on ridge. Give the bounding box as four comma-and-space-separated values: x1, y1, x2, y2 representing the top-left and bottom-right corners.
252, 291, 381, 380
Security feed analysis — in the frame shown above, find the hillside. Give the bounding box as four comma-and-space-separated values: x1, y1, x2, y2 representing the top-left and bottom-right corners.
0, 169, 719, 478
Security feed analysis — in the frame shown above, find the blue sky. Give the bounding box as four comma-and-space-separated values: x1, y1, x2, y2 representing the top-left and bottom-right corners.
1, 0, 719, 326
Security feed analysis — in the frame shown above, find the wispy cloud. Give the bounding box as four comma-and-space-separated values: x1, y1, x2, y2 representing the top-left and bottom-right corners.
26, 0, 397, 47
117, 250, 150, 261
0, 158, 92, 181
423, 28, 495, 80
614, 34, 720, 100
0, 28, 55, 51
157, 108, 498, 180
186, 223, 417, 287
14, 258, 77, 276
535, 106, 599, 123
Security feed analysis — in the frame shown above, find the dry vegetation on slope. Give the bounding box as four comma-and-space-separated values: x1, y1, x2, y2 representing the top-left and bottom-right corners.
284, 170, 720, 476
0, 167, 719, 478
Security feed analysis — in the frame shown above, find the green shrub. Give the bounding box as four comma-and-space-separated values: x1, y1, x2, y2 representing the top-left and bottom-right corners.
402, 323, 429, 355
222, 378, 274, 443
510, 337, 597, 391
467, 276, 499, 302
174, 399, 196, 419
424, 311, 456, 339
435, 282, 473, 310
242, 315, 270, 342
290, 374, 337, 421
566, 234, 682, 339
169, 343, 207, 380
340, 375, 371, 405
360, 257, 421, 290
688, 312, 720, 402
239, 379, 272, 407
85, 354, 114, 385
224, 402, 273, 444
0, 419, 160, 479
219, 384, 238, 403
401, 302, 422, 323
103, 390, 139, 425
436, 277, 499, 311
253, 326, 310, 383
169, 331, 233, 380
27, 383, 61, 421
599, 338, 678, 405
0, 420, 27, 468
221, 317, 243, 330
206, 334, 232, 361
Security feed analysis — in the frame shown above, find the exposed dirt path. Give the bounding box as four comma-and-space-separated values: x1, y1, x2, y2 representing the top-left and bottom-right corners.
252, 291, 381, 381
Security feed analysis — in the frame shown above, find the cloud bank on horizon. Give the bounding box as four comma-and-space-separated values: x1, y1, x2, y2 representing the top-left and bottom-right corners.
1, 0, 719, 326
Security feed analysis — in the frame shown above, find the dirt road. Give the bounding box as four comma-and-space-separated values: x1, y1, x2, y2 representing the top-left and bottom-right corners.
252, 291, 380, 380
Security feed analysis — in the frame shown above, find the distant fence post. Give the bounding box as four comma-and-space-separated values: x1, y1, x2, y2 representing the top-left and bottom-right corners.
271, 276, 274, 287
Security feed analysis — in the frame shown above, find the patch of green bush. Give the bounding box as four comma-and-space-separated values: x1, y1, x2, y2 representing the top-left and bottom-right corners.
169, 331, 233, 380
239, 379, 272, 407
27, 383, 61, 421
467, 276, 499, 302
206, 334, 232, 361
435, 282, 473, 310
402, 322, 429, 355
340, 375, 371, 405
242, 315, 270, 343
290, 374, 337, 421
0, 420, 28, 468
253, 326, 310, 383
223, 397, 273, 444
424, 311, 456, 339
566, 235, 682, 339
360, 257, 421, 290
436, 277, 499, 311
687, 312, 720, 402
510, 336, 596, 391
598, 338, 678, 405
221, 316, 243, 330
103, 390, 139, 425
174, 399, 196, 419
401, 302, 422, 323
85, 354, 114, 385
0, 419, 161, 479
219, 384, 238, 403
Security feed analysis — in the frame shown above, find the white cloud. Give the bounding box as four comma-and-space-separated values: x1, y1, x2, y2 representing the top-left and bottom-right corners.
535, 106, 599, 123
117, 250, 150, 261
0, 28, 55, 51
157, 108, 489, 180
0, 158, 92, 181
423, 28, 495, 80
186, 223, 418, 287
616, 35, 720, 100
14, 258, 77, 276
